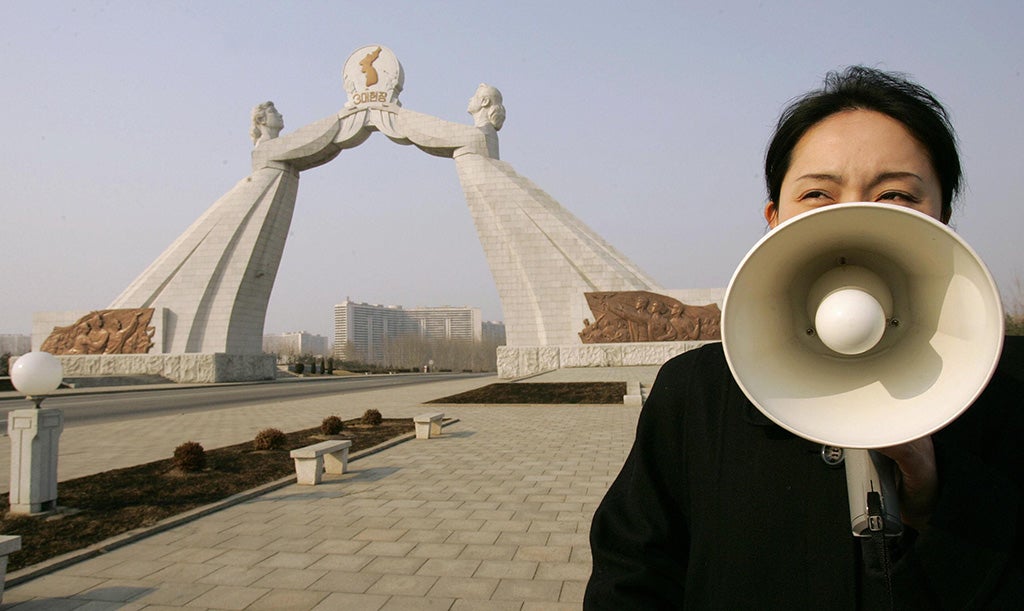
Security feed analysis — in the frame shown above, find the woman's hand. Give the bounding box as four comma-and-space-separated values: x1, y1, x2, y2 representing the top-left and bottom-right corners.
878, 436, 938, 531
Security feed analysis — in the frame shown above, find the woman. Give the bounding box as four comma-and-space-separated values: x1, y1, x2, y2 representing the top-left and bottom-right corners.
585, 67, 1023, 609
250, 101, 284, 146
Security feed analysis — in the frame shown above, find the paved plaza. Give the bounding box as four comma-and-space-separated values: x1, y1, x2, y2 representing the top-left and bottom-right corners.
0, 368, 658, 609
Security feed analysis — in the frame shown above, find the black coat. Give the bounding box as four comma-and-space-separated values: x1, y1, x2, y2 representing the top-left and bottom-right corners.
585, 337, 1023, 609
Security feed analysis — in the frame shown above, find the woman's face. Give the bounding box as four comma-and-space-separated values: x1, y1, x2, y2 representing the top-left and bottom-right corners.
766, 109, 944, 228
467, 88, 484, 113
264, 106, 284, 130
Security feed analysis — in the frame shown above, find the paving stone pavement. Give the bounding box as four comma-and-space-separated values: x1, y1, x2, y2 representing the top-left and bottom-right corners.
0, 369, 651, 609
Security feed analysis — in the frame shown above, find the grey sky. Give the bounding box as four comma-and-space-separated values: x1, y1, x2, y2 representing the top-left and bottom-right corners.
3, 1, 1022, 339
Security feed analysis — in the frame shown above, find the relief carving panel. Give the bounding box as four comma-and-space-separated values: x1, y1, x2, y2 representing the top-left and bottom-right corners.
579, 291, 720, 343
41, 309, 156, 355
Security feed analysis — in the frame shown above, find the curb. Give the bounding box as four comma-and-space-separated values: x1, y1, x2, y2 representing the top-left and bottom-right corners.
4, 418, 460, 587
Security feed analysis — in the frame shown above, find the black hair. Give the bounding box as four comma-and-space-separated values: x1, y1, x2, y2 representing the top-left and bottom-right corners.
765, 66, 961, 221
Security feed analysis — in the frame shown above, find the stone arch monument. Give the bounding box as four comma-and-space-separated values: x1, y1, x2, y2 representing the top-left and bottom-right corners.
45, 46, 720, 381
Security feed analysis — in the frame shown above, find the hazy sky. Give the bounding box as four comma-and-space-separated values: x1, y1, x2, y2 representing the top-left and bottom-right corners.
4, 1, 1023, 340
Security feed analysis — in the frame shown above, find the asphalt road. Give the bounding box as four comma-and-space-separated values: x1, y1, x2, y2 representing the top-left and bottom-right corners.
0, 373, 490, 434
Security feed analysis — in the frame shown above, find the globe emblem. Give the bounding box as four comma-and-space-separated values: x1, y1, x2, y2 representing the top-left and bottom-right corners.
343, 45, 405, 107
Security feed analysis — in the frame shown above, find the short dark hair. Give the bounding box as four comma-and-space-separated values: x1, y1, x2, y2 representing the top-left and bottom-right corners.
765, 66, 961, 221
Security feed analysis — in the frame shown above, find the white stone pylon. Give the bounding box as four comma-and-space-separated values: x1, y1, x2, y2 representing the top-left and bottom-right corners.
454, 153, 661, 346
110, 167, 300, 353
391, 86, 662, 346
109, 114, 346, 354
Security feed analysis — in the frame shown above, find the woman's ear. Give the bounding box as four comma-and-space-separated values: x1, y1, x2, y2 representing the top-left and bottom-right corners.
764, 202, 779, 228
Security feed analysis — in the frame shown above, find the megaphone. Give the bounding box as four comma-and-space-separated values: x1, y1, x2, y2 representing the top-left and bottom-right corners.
722, 203, 1004, 537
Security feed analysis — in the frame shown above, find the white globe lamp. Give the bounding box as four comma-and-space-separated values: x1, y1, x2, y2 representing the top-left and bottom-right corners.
10, 351, 64, 408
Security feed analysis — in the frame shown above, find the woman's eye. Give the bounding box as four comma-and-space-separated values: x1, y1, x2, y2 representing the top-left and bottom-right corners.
800, 190, 829, 200
878, 191, 918, 203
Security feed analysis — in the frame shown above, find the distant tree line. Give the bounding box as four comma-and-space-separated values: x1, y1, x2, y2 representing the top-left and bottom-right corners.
1007, 276, 1024, 336
337, 335, 503, 373
1007, 314, 1024, 336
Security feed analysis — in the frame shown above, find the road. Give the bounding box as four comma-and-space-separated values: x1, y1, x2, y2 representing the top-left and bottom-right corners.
0, 373, 490, 433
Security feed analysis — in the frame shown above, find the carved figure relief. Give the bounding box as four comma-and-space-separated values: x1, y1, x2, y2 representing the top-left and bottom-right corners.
579, 291, 721, 343
42, 309, 156, 355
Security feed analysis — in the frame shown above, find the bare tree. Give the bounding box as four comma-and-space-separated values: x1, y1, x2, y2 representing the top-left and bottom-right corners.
1006, 273, 1024, 336
348, 334, 502, 372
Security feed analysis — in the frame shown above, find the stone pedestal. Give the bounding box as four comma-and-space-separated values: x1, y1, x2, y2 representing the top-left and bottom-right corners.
496, 341, 714, 378
8, 408, 64, 515
54, 353, 277, 383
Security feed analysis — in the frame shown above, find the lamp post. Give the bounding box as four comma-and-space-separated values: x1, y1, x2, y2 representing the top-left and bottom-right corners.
8, 351, 65, 515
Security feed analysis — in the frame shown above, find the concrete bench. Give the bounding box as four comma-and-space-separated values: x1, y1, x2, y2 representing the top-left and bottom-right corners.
290, 440, 352, 485
414, 412, 444, 439
623, 380, 643, 406
0, 535, 21, 603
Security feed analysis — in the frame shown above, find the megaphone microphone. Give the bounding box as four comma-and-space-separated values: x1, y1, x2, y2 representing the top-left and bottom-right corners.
722, 203, 1004, 537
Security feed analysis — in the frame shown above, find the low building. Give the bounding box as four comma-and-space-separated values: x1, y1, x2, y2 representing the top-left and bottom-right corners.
262, 331, 328, 358
0, 334, 31, 356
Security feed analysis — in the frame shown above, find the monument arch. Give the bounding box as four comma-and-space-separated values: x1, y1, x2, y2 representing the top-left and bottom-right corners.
44, 45, 720, 381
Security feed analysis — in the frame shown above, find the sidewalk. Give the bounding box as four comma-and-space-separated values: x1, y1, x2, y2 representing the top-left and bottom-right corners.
1, 368, 652, 609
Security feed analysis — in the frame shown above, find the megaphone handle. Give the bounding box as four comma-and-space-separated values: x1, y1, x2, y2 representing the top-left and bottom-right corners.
844, 449, 903, 537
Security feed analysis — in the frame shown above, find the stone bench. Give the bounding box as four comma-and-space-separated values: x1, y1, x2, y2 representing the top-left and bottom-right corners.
623, 380, 643, 406
290, 440, 352, 485
0, 535, 21, 603
414, 412, 444, 439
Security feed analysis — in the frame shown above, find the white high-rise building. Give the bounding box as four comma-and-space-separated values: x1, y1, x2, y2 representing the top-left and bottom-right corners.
333, 299, 483, 362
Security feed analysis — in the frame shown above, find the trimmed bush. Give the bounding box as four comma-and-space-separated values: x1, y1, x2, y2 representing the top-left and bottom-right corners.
253, 428, 287, 450
361, 408, 383, 426
294, 362, 305, 374
173, 441, 206, 472
321, 415, 344, 435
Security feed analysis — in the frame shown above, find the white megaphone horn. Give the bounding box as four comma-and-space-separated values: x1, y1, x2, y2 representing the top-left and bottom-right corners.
722, 203, 1004, 537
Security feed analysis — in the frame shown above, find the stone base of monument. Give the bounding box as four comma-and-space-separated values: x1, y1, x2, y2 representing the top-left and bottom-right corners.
497, 341, 715, 379
54, 353, 277, 384
64, 374, 174, 388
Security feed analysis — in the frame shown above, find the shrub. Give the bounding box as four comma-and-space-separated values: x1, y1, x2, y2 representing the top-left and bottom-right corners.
173, 441, 206, 472
361, 408, 383, 426
253, 428, 287, 450
294, 362, 305, 374
321, 415, 344, 435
